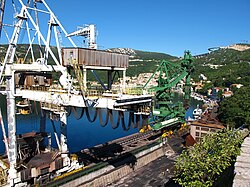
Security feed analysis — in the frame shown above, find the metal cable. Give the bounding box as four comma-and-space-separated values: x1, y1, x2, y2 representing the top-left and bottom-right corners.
99, 108, 109, 127
109, 110, 120, 129
135, 114, 141, 128
121, 111, 131, 131
66, 106, 72, 117
141, 114, 149, 129
130, 112, 138, 129
85, 107, 98, 123
72, 107, 84, 120
33, 100, 39, 115
39, 101, 45, 117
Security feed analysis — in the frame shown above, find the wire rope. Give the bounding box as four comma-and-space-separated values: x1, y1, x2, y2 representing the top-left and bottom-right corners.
109, 110, 120, 129
85, 107, 98, 123
66, 106, 72, 117
135, 114, 141, 128
33, 100, 39, 115
72, 106, 84, 120
39, 101, 45, 117
130, 112, 138, 129
99, 108, 109, 127
141, 114, 148, 129
120, 111, 131, 131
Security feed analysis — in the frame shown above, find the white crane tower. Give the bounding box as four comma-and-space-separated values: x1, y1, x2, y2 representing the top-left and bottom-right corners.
0, 0, 77, 185
67, 24, 97, 49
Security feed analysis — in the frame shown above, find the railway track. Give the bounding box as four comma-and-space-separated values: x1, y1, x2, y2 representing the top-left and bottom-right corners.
82, 130, 162, 160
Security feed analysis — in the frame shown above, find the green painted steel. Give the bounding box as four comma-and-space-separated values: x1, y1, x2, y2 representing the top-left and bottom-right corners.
145, 51, 193, 130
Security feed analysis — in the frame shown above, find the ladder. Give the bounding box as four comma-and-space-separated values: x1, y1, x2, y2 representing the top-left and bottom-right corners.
72, 60, 86, 97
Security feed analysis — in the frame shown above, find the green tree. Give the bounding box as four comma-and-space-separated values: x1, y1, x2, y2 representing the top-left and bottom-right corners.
218, 86, 250, 128
174, 129, 245, 187
197, 82, 213, 95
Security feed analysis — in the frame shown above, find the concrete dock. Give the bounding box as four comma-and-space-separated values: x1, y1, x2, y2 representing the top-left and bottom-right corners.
106, 134, 185, 187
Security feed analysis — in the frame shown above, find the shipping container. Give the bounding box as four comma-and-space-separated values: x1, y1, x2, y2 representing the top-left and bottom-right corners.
62, 48, 129, 68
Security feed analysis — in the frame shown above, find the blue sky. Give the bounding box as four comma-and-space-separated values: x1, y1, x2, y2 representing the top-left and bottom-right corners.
2, 0, 250, 56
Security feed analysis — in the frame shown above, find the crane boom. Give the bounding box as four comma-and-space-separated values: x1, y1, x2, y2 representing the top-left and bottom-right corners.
67, 24, 97, 49
144, 51, 194, 130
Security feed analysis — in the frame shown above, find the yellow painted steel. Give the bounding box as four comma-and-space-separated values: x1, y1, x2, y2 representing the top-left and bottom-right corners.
19, 109, 30, 115
139, 125, 152, 133
72, 59, 86, 96
53, 165, 88, 181
162, 130, 173, 138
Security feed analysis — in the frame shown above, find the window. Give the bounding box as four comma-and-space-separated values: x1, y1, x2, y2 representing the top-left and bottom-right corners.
40, 167, 49, 175
195, 132, 200, 137
196, 126, 200, 130
201, 127, 209, 131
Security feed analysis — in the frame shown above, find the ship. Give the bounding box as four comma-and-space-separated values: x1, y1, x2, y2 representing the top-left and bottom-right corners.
193, 105, 202, 120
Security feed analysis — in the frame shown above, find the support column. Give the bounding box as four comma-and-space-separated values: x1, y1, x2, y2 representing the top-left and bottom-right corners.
122, 70, 126, 93
107, 70, 113, 91
40, 109, 46, 148
48, 133, 51, 151
83, 67, 87, 92
6, 75, 17, 186
40, 109, 46, 132
60, 110, 69, 166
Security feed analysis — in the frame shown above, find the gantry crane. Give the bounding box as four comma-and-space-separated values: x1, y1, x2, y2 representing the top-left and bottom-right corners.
0, 1, 153, 186
144, 50, 194, 130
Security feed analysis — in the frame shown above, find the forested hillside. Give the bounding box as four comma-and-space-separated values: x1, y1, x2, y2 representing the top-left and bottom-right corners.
192, 45, 250, 87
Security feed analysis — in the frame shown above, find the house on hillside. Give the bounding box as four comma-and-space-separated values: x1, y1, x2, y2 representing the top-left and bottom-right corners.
230, 84, 243, 89
222, 91, 233, 98
192, 82, 204, 92
207, 88, 212, 96
213, 87, 222, 93
190, 121, 225, 142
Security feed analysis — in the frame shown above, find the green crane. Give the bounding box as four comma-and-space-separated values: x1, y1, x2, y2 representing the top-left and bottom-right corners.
143, 50, 194, 130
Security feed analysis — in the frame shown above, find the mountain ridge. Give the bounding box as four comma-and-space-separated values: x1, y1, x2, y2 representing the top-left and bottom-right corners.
0, 44, 249, 86
106, 47, 177, 61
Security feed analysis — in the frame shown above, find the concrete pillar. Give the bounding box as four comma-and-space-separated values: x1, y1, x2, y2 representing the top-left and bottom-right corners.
83, 67, 87, 92
107, 70, 113, 90
40, 109, 46, 133
40, 109, 46, 148
122, 70, 126, 93
48, 133, 51, 151
60, 110, 70, 166
6, 75, 17, 186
